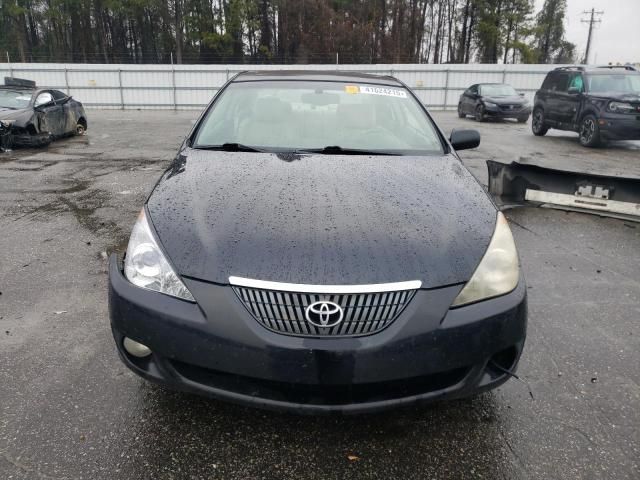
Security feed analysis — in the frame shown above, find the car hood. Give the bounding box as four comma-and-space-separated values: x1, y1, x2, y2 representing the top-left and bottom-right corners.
483, 95, 525, 105
0, 107, 31, 119
146, 149, 497, 288
589, 92, 640, 103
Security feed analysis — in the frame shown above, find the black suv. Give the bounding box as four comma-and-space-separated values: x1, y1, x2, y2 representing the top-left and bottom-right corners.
532, 66, 640, 147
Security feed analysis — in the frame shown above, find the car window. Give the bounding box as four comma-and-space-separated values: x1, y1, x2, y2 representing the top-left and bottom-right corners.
568, 74, 584, 92
193, 81, 444, 155
52, 90, 68, 101
586, 74, 640, 94
0, 89, 32, 109
541, 74, 553, 91
35, 92, 53, 107
469, 85, 478, 95
549, 73, 569, 92
541, 73, 569, 92
479, 84, 517, 96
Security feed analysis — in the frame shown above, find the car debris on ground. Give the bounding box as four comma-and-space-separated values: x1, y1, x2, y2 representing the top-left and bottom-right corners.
487, 159, 640, 223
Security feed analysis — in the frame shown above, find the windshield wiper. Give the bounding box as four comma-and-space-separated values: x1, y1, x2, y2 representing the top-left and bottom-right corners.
193, 143, 266, 152
296, 145, 402, 156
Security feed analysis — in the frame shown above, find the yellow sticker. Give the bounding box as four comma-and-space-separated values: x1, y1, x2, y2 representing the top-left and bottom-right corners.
344, 85, 360, 94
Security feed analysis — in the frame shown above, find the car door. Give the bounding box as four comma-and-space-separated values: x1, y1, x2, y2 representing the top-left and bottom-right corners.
545, 72, 570, 125
34, 90, 65, 136
555, 73, 583, 127
51, 90, 75, 134
463, 85, 479, 114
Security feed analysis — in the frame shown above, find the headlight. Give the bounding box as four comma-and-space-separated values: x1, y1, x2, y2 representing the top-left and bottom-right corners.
608, 101, 635, 113
124, 209, 195, 301
484, 102, 497, 108
451, 212, 519, 307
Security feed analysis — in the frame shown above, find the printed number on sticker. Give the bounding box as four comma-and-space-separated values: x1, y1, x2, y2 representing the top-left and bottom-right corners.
359, 86, 408, 98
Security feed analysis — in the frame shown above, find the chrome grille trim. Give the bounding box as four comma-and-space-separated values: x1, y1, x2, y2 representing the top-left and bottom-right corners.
229, 276, 422, 294
231, 278, 419, 337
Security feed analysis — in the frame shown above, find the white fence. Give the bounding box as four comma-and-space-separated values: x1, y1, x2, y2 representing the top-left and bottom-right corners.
0, 63, 561, 110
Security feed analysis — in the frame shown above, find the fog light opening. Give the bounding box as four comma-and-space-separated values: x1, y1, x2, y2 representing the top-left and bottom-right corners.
490, 346, 518, 372
486, 346, 534, 400
123, 337, 152, 358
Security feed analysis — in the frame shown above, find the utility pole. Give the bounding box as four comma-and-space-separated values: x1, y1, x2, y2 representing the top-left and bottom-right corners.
581, 8, 603, 64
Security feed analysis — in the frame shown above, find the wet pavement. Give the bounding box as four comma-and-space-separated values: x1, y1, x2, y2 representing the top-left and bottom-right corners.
0, 110, 639, 479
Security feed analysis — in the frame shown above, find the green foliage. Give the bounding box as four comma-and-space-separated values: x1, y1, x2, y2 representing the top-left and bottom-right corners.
0, 0, 577, 64
531, 0, 575, 63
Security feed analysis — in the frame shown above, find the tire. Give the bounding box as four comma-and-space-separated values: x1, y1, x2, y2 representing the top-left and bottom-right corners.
531, 108, 548, 136
475, 105, 486, 122
457, 104, 465, 118
517, 115, 529, 124
76, 117, 87, 135
579, 114, 601, 148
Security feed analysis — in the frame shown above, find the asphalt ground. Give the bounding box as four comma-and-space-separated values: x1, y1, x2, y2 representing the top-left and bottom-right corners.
0, 110, 639, 480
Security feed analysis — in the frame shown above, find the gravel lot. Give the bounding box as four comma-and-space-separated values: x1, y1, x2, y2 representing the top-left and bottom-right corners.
0, 110, 638, 479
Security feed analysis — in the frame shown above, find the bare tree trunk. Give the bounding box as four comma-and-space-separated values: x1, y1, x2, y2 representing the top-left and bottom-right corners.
174, 0, 183, 63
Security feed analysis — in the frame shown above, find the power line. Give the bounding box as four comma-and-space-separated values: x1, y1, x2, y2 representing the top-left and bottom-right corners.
581, 8, 603, 65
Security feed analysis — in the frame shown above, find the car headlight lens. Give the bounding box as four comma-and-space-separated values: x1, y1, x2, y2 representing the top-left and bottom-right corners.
608, 101, 635, 113
124, 209, 195, 301
484, 102, 497, 108
451, 212, 519, 307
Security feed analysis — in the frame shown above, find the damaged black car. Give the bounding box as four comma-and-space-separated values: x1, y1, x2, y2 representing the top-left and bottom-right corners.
0, 77, 87, 150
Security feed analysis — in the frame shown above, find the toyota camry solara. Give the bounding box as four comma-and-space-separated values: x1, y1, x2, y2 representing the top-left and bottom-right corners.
108, 71, 527, 413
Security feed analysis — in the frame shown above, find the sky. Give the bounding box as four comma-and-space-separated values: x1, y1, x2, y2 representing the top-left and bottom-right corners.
534, 0, 640, 64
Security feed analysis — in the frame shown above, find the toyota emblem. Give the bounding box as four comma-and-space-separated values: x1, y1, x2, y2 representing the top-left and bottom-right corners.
305, 301, 344, 328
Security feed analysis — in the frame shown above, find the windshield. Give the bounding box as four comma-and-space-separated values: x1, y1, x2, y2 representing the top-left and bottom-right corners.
586, 74, 640, 94
193, 81, 444, 155
0, 89, 32, 109
480, 84, 518, 97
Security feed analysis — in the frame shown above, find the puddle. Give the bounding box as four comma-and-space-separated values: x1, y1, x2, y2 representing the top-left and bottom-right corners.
6, 161, 59, 172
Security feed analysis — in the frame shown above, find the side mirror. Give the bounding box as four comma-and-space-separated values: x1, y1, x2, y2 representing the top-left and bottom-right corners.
450, 129, 480, 151
567, 87, 581, 95
519, 92, 525, 97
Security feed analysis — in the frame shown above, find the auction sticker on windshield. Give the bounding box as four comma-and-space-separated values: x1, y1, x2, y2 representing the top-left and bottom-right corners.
344, 85, 408, 98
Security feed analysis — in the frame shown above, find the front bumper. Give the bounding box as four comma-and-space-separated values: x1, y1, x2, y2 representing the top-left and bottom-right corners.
484, 105, 531, 119
108, 255, 527, 413
599, 114, 640, 140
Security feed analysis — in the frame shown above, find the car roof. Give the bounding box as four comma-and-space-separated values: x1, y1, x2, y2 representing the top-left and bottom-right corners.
0, 85, 36, 91
552, 66, 638, 75
231, 70, 404, 86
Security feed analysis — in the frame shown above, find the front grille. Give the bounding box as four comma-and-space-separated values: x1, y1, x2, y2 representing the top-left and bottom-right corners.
232, 283, 418, 337
499, 104, 521, 111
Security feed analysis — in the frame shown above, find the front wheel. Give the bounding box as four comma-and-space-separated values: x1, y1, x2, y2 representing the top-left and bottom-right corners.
579, 114, 601, 147
457, 104, 465, 118
475, 105, 486, 122
531, 108, 548, 136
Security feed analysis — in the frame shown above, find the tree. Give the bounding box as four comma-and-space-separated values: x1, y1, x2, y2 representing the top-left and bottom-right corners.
0, 0, 578, 65
533, 0, 574, 63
